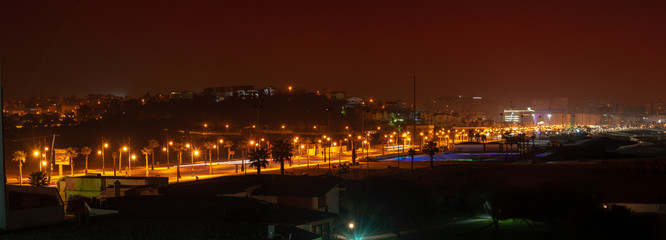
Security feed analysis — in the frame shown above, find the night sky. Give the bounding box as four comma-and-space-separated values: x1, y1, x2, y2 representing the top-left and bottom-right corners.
2, 0, 665, 105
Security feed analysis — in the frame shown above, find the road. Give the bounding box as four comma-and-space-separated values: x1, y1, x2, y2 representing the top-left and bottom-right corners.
9, 153, 360, 185
7, 142, 481, 185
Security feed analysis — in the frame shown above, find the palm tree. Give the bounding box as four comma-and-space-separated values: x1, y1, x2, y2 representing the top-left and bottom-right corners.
147, 139, 160, 170
141, 147, 152, 177
248, 148, 270, 175
65, 147, 79, 176
238, 139, 250, 172
112, 152, 118, 176
423, 141, 440, 170
12, 151, 27, 185
28, 171, 48, 187
80, 147, 92, 174
203, 141, 216, 175
407, 148, 417, 174
270, 139, 294, 175
171, 143, 188, 182
224, 140, 234, 160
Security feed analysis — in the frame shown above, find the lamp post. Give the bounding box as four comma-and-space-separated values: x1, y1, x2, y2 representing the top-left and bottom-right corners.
129, 154, 136, 176
186, 143, 193, 176
97, 150, 102, 173
217, 139, 223, 162
193, 150, 199, 177
112, 152, 117, 177
40, 159, 47, 172
162, 147, 167, 168
255, 105, 263, 142
167, 141, 173, 169
120, 146, 128, 174
328, 139, 332, 175
293, 138, 299, 163
33, 151, 40, 174
102, 143, 108, 174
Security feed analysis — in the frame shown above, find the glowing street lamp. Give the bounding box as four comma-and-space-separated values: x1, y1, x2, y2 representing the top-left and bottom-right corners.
118, 146, 129, 175
40, 160, 47, 172
129, 154, 136, 176
100, 143, 108, 174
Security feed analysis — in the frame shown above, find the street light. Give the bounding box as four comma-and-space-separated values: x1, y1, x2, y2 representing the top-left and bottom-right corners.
101, 143, 108, 174
119, 146, 128, 175
166, 141, 173, 169
129, 154, 136, 176
348, 222, 356, 240
191, 147, 198, 176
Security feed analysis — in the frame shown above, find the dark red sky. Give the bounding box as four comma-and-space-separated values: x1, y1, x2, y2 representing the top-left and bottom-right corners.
2, 0, 665, 105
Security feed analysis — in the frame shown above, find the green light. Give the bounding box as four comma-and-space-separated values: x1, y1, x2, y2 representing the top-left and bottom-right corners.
446, 159, 473, 162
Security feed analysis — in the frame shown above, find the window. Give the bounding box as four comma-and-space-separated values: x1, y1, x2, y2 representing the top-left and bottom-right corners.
313, 224, 322, 236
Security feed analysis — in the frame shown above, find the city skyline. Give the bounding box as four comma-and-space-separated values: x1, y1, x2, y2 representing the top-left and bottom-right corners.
3, 0, 666, 104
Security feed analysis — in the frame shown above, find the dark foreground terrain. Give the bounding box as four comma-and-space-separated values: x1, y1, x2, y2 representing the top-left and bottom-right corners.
3, 159, 666, 240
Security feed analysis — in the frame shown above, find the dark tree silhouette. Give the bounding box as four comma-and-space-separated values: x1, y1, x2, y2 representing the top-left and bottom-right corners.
422, 141, 440, 170
407, 148, 417, 174
270, 139, 294, 175
249, 148, 270, 175
28, 171, 48, 187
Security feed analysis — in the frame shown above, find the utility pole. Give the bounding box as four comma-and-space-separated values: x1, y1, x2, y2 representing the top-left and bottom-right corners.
48, 135, 56, 182
0, 82, 6, 230
166, 137, 170, 169
255, 104, 262, 146
101, 138, 106, 174
413, 71, 417, 149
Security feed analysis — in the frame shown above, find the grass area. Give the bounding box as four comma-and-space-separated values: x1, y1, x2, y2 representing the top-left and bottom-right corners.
422, 219, 564, 240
